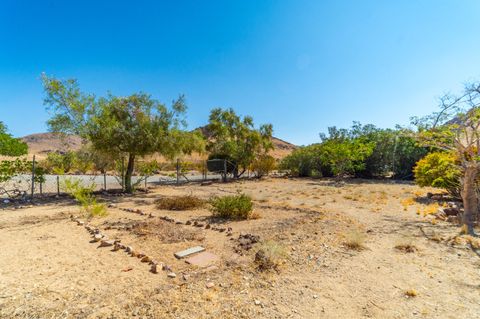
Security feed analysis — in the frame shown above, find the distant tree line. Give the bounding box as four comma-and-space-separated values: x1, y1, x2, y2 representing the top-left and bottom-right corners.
280, 122, 429, 180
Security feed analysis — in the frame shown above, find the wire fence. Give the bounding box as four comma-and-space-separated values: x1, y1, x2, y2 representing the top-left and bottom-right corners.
0, 157, 236, 201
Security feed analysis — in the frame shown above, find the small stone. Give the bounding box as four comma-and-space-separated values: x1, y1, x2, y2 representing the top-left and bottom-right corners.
313, 295, 318, 299
125, 246, 133, 253
150, 263, 159, 274
77, 220, 84, 226
205, 224, 211, 229
99, 239, 114, 247
167, 272, 177, 278
185, 220, 192, 225
254, 300, 261, 306
141, 255, 152, 263
182, 274, 190, 281
206, 282, 215, 288
93, 234, 103, 242
162, 264, 172, 272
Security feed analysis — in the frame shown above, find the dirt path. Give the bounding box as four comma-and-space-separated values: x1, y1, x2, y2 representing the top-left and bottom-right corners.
0, 179, 479, 318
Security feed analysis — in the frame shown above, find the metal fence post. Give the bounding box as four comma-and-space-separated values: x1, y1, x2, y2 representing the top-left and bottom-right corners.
56, 175, 60, 196
203, 161, 207, 181
39, 181, 43, 196
223, 159, 227, 183
145, 176, 147, 190
121, 157, 125, 192
31, 155, 35, 199
176, 159, 180, 185
104, 173, 107, 191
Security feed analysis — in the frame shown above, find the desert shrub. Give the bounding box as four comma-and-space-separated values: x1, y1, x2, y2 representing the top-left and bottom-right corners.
343, 229, 366, 250
413, 152, 461, 197
279, 146, 316, 177
43, 151, 76, 174
255, 240, 287, 271
251, 154, 276, 178
63, 178, 107, 217
209, 193, 253, 219
155, 195, 205, 210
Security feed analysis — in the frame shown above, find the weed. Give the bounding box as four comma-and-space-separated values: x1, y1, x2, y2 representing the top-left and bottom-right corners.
209, 194, 254, 220
343, 229, 366, 250
64, 178, 107, 218
155, 195, 205, 211
255, 240, 287, 271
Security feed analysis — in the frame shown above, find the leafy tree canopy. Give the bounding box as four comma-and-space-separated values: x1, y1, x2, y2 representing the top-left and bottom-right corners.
42, 74, 204, 192
0, 122, 28, 156
206, 108, 273, 177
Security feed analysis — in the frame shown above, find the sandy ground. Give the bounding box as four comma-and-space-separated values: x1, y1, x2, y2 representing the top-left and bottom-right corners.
0, 178, 479, 319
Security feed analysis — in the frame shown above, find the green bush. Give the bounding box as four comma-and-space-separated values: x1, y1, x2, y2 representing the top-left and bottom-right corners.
280, 123, 428, 180
251, 154, 276, 178
63, 178, 107, 217
413, 152, 461, 196
209, 194, 254, 219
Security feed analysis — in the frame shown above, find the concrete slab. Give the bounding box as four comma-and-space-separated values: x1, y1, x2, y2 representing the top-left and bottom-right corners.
185, 251, 219, 268
174, 246, 205, 259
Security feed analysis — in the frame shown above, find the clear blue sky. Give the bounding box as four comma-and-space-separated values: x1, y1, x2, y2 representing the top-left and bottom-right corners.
1, 0, 480, 145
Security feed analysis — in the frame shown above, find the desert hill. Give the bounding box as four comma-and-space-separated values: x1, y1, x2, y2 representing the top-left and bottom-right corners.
20, 131, 296, 160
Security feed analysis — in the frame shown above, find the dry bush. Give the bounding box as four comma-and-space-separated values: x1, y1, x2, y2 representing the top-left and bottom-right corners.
394, 240, 418, 253
254, 240, 287, 271
343, 229, 366, 250
155, 195, 205, 211
133, 220, 204, 243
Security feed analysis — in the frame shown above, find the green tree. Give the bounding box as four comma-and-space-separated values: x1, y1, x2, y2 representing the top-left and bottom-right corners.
318, 126, 374, 177
206, 108, 273, 178
412, 82, 480, 235
0, 122, 28, 156
42, 74, 204, 193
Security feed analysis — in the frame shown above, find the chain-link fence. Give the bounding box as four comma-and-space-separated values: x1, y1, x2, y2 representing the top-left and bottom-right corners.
0, 157, 237, 201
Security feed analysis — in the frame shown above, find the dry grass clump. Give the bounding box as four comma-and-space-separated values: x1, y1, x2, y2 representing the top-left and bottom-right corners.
209, 194, 255, 220
343, 229, 366, 250
155, 195, 205, 211
404, 289, 418, 298
394, 240, 418, 253
254, 240, 287, 271
133, 220, 204, 243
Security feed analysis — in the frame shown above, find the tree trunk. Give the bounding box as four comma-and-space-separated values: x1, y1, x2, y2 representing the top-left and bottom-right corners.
124, 153, 136, 193
461, 163, 478, 235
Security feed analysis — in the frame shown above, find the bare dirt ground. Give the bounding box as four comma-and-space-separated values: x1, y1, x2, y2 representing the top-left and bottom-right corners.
1, 178, 479, 319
